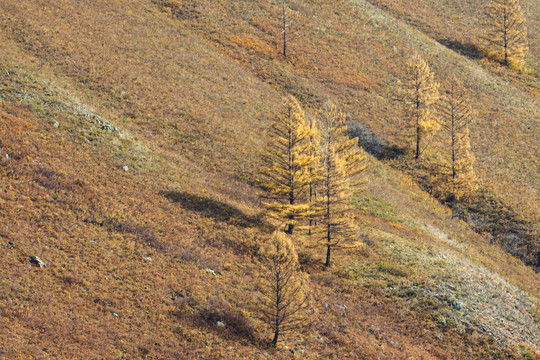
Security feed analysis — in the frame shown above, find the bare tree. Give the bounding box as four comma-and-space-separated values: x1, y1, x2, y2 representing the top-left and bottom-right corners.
282, 0, 289, 57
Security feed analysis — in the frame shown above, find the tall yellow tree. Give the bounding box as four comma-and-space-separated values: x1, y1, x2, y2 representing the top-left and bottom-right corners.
401, 54, 440, 160
259, 231, 310, 346
484, 0, 528, 67
316, 102, 366, 268
259, 95, 317, 234
438, 76, 477, 200
318, 102, 365, 181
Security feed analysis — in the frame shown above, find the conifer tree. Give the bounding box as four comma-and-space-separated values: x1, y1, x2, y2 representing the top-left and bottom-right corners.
401, 55, 440, 160
439, 77, 474, 180
451, 127, 477, 200
484, 0, 528, 67
259, 96, 317, 234
316, 102, 365, 268
259, 231, 310, 346
318, 102, 365, 181
438, 77, 477, 200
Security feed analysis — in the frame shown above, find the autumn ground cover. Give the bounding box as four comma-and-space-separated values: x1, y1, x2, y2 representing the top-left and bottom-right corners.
0, 0, 539, 358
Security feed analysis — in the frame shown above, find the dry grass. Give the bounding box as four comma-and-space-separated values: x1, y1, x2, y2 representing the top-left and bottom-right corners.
0, 0, 538, 358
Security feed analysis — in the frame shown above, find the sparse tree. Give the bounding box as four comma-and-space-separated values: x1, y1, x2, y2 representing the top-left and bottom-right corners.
316, 102, 366, 268
259, 231, 310, 346
401, 54, 440, 160
259, 96, 317, 234
484, 0, 528, 67
282, 0, 289, 57
437, 76, 477, 200
452, 127, 477, 200
439, 76, 474, 180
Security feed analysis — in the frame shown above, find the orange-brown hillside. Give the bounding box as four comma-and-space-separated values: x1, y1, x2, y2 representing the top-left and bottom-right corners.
0, 0, 538, 359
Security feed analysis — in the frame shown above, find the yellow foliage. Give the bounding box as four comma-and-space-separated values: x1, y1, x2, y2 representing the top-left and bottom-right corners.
436, 76, 478, 201
259, 232, 310, 346
401, 54, 440, 160
314, 101, 367, 267
484, 0, 528, 68
258, 96, 318, 234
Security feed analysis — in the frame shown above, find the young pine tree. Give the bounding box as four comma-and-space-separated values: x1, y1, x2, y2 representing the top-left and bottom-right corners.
401, 54, 440, 160
438, 77, 477, 200
259, 231, 310, 347
316, 102, 366, 268
484, 0, 528, 68
259, 96, 317, 234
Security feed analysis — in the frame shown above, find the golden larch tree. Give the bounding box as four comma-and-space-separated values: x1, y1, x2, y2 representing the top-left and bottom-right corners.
484, 0, 528, 67
453, 127, 477, 200
316, 102, 366, 268
401, 54, 440, 160
259, 231, 310, 346
438, 76, 478, 200
259, 96, 317, 234
318, 102, 365, 181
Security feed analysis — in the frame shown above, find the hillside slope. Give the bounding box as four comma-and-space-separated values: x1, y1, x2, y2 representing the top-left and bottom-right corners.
0, 0, 539, 359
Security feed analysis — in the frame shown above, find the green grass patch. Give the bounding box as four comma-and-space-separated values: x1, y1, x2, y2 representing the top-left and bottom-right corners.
353, 195, 401, 222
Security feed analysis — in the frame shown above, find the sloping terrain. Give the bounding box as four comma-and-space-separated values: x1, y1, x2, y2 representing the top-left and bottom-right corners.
0, 0, 538, 359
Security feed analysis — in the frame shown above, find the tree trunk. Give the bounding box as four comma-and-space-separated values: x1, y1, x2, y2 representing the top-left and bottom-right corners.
325, 244, 331, 268
282, 0, 287, 57
503, 8, 508, 66
415, 99, 421, 160
272, 328, 279, 346
285, 223, 294, 234
451, 87, 456, 179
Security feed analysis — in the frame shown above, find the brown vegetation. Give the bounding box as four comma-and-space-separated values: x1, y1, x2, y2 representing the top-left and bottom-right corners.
0, 0, 538, 358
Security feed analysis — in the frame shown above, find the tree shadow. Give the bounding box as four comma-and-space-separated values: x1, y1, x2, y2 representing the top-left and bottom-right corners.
170, 294, 260, 345
347, 121, 408, 160
161, 191, 263, 228
438, 39, 485, 60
